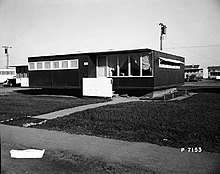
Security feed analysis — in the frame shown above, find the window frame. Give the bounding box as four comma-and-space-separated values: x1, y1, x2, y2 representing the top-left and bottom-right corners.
96, 52, 154, 78
28, 59, 79, 71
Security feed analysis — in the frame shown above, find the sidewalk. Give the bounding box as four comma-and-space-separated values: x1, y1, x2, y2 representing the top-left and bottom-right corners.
33, 97, 141, 119
1, 124, 219, 174
32, 94, 195, 120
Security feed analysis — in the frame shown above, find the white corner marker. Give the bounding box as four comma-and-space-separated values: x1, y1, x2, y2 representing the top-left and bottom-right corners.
10, 149, 45, 158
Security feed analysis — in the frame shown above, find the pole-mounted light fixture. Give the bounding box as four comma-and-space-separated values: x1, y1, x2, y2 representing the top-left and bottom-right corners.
2, 45, 12, 69
159, 23, 167, 50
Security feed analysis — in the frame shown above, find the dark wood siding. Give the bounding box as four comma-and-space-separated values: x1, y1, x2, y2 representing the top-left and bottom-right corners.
88, 54, 97, 78
153, 51, 185, 89
29, 71, 52, 87
78, 55, 89, 86
112, 77, 154, 90
52, 70, 80, 87
29, 70, 80, 88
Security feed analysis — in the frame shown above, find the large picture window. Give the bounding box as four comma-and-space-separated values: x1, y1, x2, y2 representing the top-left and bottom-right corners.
119, 54, 128, 76
142, 53, 152, 76
97, 52, 153, 77
108, 55, 117, 76
130, 53, 140, 76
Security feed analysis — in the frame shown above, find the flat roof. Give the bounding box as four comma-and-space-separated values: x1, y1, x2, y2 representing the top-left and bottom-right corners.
28, 47, 185, 61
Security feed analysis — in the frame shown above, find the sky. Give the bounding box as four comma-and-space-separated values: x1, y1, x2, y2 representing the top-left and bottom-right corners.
0, 0, 220, 73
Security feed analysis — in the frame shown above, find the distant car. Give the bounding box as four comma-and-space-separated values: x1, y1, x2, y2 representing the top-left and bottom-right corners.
187, 74, 198, 82
3, 79, 20, 87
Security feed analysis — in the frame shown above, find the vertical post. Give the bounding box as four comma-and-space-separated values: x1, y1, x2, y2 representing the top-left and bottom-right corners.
117, 55, 119, 76
96, 56, 98, 77
140, 53, 143, 76
6, 53, 9, 69
2, 46, 12, 69
159, 23, 167, 51
128, 54, 131, 76
160, 35, 163, 51
106, 55, 108, 77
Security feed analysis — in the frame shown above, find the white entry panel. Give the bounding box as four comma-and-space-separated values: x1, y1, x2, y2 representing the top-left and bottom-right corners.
83, 78, 113, 98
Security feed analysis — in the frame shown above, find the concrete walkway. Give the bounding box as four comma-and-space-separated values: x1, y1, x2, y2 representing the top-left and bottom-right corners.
1, 124, 219, 174
33, 97, 141, 119
33, 94, 196, 120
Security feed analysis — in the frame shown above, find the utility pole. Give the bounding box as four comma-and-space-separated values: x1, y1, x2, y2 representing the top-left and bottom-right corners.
159, 23, 167, 50
2, 45, 12, 69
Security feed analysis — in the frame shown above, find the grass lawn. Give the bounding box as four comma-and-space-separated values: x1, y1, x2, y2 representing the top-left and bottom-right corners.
35, 92, 220, 153
0, 92, 109, 121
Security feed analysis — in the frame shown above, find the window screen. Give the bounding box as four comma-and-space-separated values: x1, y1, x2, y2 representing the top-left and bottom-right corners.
70, 60, 78, 68
37, 62, 43, 69
45, 62, 51, 69
62, 61, 68, 68
53, 62, 59, 69
29, 63, 35, 70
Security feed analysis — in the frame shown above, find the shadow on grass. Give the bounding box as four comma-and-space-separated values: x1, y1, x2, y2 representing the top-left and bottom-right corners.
15, 88, 83, 97
178, 86, 220, 93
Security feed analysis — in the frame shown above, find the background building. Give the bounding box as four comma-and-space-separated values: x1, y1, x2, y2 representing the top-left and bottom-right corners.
0, 68, 16, 84
10, 65, 29, 87
207, 66, 220, 79
184, 65, 203, 81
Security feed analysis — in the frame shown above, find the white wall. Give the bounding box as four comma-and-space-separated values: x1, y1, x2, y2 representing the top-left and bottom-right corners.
83, 78, 113, 98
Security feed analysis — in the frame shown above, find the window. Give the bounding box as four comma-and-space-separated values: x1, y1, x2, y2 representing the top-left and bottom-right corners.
130, 53, 140, 76
119, 54, 128, 76
70, 59, 78, 69
108, 55, 117, 76
37, 62, 43, 69
29, 63, 35, 70
142, 53, 152, 76
159, 57, 182, 69
104, 52, 154, 77
45, 62, 51, 69
53, 61, 59, 69
62, 61, 68, 68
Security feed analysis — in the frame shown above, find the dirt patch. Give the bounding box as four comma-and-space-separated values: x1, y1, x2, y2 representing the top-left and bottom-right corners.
1, 141, 154, 174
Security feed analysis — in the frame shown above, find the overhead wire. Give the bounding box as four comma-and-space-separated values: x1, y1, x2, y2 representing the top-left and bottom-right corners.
165, 44, 220, 49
